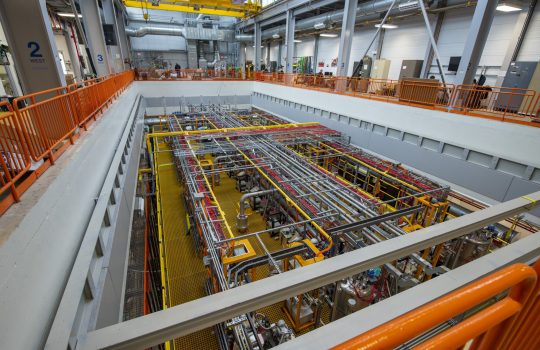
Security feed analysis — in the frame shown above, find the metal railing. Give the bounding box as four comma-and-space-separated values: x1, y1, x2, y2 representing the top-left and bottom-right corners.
333, 261, 540, 350
0, 70, 134, 215
136, 69, 539, 125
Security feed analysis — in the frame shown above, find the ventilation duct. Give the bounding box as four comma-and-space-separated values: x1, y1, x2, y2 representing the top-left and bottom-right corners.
125, 26, 185, 37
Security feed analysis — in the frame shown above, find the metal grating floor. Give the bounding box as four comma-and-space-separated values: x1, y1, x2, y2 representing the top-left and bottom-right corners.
155, 140, 218, 350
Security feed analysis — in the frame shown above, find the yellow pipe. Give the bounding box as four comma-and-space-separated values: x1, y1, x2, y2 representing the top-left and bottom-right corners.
231, 140, 333, 255
146, 122, 320, 138
185, 140, 235, 239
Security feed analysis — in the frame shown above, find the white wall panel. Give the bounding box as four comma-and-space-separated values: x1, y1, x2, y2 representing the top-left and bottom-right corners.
378, 17, 430, 80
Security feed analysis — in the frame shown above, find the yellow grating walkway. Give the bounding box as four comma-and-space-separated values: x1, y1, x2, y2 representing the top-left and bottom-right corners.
155, 140, 218, 350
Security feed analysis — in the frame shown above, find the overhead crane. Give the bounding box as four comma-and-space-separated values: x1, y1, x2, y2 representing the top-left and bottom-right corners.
144, 106, 538, 350
123, 0, 262, 18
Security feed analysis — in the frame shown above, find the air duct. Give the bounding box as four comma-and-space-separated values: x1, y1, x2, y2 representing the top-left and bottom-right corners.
125, 26, 185, 37
235, 0, 470, 41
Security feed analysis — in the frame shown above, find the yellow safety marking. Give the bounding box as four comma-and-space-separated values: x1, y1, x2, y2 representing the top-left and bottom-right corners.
521, 195, 537, 204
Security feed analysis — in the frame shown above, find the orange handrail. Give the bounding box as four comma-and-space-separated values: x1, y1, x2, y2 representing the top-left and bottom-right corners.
0, 101, 32, 212
333, 263, 537, 350
0, 70, 134, 216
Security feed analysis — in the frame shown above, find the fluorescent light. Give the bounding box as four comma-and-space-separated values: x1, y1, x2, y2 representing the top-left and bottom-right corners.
272, 33, 280, 39
374, 23, 398, 29
314, 22, 326, 30
496, 3, 522, 12
294, 39, 302, 43
57, 12, 82, 18
319, 33, 338, 38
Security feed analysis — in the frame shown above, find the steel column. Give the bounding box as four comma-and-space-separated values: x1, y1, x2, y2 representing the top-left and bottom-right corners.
278, 40, 283, 70
336, 0, 357, 76
313, 34, 320, 73
114, 0, 132, 70
254, 22, 262, 71
454, 0, 498, 85
79, 0, 112, 76
0, 0, 66, 93
74, 191, 540, 350
102, 0, 124, 73
285, 10, 295, 73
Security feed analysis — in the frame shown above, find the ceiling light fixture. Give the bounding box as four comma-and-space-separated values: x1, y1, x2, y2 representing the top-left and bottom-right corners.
319, 33, 338, 38
272, 33, 280, 39
57, 13, 82, 18
496, 2, 522, 12
294, 39, 302, 43
374, 23, 398, 29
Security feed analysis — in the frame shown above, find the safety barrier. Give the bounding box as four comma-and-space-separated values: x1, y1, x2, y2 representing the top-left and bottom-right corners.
0, 70, 134, 216
333, 260, 540, 350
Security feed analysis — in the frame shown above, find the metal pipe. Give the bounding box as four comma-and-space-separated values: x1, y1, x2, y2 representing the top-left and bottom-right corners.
236, 189, 276, 232
125, 26, 185, 37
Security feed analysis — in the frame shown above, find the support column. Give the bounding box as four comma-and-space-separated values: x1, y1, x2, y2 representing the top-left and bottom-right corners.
114, 1, 131, 70
266, 42, 271, 69
278, 40, 283, 70
336, 0, 357, 77
63, 23, 83, 82
0, 0, 66, 93
454, 0, 498, 85
313, 34, 319, 73
254, 22, 262, 71
102, 0, 123, 73
79, 0, 112, 77
421, 1, 446, 78
495, 0, 537, 86
239, 43, 246, 79
285, 10, 295, 73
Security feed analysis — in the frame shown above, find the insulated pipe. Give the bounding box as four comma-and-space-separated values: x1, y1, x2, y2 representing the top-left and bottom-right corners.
235, 0, 471, 42
236, 189, 276, 232
125, 26, 185, 37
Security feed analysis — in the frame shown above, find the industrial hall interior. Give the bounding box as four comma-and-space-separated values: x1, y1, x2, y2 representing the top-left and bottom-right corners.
2, 0, 540, 349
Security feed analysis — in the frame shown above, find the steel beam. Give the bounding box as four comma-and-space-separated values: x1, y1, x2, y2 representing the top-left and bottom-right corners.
375, 28, 385, 60
254, 22, 262, 70
285, 10, 295, 73
75, 191, 540, 350
336, 0, 357, 76
454, 0, 498, 85
421, 3, 446, 78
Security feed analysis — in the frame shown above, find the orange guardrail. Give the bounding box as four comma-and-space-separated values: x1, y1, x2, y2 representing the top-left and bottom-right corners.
0, 70, 134, 216
0, 101, 33, 214
333, 261, 540, 350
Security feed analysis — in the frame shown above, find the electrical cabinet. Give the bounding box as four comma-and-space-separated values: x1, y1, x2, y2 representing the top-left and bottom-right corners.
495, 61, 538, 112
370, 59, 391, 80
398, 60, 423, 80
353, 56, 372, 78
